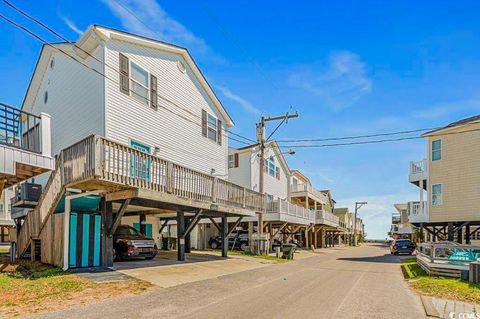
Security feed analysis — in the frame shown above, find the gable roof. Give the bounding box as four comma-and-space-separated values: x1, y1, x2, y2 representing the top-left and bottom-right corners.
333, 208, 349, 216
22, 25, 234, 127
422, 114, 480, 137
232, 140, 291, 176
290, 170, 311, 185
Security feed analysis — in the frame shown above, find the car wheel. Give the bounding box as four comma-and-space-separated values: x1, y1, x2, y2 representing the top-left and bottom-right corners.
240, 243, 247, 251
211, 242, 218, 250
113, 248, 119, 261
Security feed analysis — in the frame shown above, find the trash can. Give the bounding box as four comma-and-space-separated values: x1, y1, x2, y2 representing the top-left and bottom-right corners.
282, 244, 296, 260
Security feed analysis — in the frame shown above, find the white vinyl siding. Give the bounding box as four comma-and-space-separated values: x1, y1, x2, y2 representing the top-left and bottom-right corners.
432, 184, 443, 206
104, 40, 228, 177
432, 139, 442, 161
29, 47, 105, 158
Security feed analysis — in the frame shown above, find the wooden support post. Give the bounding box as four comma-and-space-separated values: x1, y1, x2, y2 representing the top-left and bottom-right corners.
457, 226, 463, 244
159, 220, 168, 234
101, 198, 114, 267
177, 211, 185, 261
432, 226, 436, 242
221, 215, 228, 258
139, 214, 146, 235
227, 217, 244, 237
448, 222, 454, 242
466, 225, 471, 245
108, 199, 130, 236
185, 217, 191, 254
248, 221, 253, 253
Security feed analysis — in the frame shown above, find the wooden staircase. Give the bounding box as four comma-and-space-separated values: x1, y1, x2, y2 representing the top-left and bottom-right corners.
17, 159, 65, 260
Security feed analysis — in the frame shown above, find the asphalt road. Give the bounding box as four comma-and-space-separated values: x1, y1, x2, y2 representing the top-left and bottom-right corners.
33, 244, 426, 319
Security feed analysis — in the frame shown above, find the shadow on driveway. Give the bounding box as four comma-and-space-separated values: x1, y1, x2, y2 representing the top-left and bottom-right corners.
113, 250, 225, 271
336, 253, 407, 264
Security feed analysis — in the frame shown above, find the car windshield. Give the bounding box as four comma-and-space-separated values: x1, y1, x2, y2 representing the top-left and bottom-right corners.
115, 226, 141, 236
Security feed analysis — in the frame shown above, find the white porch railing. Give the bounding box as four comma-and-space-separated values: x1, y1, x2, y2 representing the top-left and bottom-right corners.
409, 159, 428, 184
267, 199, 315, 223
315, 209, 339, 226
290, 184, 327, 202
417, 243, 480, 263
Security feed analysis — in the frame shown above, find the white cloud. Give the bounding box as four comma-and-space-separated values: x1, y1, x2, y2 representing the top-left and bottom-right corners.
288, 51, 372, 110
102, 0, 221, 61
216, 86, 261, 116
59, 15, 83, 36
335, 192, 417, 240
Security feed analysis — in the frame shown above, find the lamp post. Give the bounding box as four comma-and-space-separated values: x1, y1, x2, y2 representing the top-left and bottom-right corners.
353, 201, 367, 246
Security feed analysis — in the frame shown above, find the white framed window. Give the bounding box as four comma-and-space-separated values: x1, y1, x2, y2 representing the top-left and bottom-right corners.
266, 194, 274, 202
228, 154, 234, 168
264, 156, 279, 178
130, 62, 149, 105
432, 184, 443, 206
207, 114, 217, 141
432, 139, 442, 161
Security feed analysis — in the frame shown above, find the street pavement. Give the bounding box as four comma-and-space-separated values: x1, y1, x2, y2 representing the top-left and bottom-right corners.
32, 244, 426, 319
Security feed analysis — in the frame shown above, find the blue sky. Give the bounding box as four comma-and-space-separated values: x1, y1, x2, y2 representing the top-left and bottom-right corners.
2, 1, 480, 238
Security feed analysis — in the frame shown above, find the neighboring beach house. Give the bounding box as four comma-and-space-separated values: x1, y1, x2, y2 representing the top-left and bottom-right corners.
409, 115, 480, 243
14, 25, 263, 269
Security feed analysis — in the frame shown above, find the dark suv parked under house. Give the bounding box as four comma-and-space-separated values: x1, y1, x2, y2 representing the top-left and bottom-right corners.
209, 231, 249, 251
113, 225, 157, 261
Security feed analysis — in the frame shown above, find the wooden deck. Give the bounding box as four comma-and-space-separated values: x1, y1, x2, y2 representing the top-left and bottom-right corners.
16, 135, 264, 261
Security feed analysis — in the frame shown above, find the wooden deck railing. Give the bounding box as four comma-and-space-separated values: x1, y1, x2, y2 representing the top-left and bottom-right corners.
17, 134, 264, 256
94, 136, 264, 212
17, 158, 64, 255
268, 199, 315, 223
315, 209, 339, 226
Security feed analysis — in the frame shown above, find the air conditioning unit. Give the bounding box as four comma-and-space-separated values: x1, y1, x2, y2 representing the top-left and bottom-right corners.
11, 182, 42, 207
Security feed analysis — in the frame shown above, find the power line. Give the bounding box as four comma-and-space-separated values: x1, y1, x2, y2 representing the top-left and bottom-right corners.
277, 126, 480, 149
276, 127, 439, 143
0, 7, 251, 146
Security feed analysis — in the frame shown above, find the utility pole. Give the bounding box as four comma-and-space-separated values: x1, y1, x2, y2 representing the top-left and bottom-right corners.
256, 112, 298, 236
353, 201, 367, 246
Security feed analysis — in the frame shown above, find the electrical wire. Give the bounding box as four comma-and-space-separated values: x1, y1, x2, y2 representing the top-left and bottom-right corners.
276, 127, 440, 143
277, 126, 480, 148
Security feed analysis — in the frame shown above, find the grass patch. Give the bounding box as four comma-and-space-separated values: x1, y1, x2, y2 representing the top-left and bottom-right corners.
401, 258, 480, 304
0, 258, 151, 318
227, 250, 289, 263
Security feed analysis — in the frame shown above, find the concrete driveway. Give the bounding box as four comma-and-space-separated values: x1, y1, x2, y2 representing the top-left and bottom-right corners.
33, 244, 426, 319
112, 250, 278, 288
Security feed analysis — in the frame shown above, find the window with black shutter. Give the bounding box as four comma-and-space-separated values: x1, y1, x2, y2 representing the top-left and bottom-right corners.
119, 53, 129, 94
150, 74, 158, 110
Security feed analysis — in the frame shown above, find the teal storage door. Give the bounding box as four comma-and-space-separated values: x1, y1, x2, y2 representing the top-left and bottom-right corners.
69, 212, 102, 268
133, 223, 153, 238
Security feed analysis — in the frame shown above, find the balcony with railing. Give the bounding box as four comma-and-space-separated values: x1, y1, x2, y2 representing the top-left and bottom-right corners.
409, 159, 428, 186
315, 209, 339, 227
408, 200, 428, 223
260, 198, 315, 225
290, 184, 328, 202
0, 103, 54, 190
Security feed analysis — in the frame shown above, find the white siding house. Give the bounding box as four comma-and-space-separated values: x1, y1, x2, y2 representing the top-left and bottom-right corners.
228, 141, 290, 200
22, 25, 234, 178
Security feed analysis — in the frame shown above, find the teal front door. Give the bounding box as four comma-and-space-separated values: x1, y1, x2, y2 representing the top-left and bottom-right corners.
130, 140, 151, 182
133, 222, 153, 238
